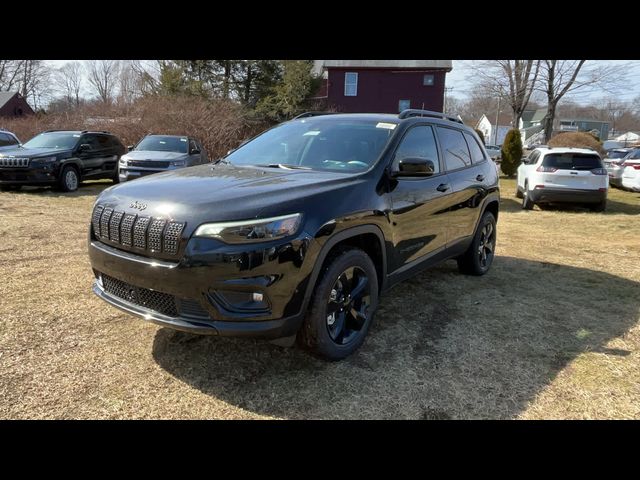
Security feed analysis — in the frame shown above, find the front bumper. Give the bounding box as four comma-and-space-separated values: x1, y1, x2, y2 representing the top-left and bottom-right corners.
119, 168, 164, 182
528, 187, 606, 204
0, 168, 56, 185
92, 280, 303, 337
89, 232, 317, 338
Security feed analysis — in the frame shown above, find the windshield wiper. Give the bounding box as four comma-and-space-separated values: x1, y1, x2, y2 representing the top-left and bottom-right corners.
255, 163, 311, 170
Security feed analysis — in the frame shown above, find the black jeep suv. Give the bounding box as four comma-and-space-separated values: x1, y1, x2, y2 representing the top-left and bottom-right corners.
0, 130, 126, 192
88, 110, 500, 359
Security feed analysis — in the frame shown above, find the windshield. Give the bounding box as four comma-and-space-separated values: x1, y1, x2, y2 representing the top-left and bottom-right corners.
625, 149, 640, 160
226, 119, 396, 172
136, 136, 188, 153
22, 132, 80, 150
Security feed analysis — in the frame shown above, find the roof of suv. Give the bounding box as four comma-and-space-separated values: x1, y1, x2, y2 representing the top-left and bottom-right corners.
41, 130, 115, 135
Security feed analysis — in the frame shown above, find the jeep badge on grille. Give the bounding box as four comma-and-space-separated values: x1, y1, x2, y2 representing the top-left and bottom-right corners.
129, 201, 147, 211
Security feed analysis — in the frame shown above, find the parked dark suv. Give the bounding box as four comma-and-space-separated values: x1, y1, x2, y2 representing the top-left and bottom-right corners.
0, 130, 126, 192
88, 110, 500, 359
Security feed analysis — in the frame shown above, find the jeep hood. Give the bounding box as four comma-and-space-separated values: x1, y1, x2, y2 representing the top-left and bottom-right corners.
96, 162, 365, 224
123, 150, 188, 161
0, 146, 69, 158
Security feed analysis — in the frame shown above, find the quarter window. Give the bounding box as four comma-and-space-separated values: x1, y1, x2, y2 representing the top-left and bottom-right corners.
463, 132, 486, 163
344, 72, 358, 96
392, 125, 440, 174
436, 127, 472, 171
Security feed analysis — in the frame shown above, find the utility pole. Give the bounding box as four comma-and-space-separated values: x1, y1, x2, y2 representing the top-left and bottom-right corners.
444, 87, 453, 113
494, 96, 501, 145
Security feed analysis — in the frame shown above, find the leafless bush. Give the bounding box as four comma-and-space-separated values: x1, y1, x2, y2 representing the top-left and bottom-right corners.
0, 96, 268, 160
548, 132, 606, 157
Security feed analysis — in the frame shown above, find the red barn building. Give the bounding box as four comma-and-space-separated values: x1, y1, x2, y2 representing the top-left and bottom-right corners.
312, 60, 452, 114
0, 92, 34, 118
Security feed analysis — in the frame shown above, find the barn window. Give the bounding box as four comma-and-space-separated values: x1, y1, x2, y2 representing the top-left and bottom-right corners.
344, 72, 358, 96
423, 74, 435, 86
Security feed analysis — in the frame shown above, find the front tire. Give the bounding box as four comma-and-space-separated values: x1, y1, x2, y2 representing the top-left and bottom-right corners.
59, 165, 79, 192
298, 248, 379, 360
457, 211, 497, 276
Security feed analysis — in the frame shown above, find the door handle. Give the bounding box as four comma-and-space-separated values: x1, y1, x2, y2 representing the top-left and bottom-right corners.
476, 174, 485, 181
436, 183, 450, 192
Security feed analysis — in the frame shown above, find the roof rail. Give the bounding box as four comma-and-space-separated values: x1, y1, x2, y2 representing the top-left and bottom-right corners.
293, 111, 334, 120
398, 109, 464, 124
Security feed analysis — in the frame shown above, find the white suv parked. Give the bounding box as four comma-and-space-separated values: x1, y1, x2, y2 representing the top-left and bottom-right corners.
516, 147, 608, 212
621, 148, 640, 192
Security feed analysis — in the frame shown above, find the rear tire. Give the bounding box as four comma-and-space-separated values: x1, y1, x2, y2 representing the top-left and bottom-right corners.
297, 247, 379, 360
515, 185, 523, 199
457, 211, 497, 276
522, 182, 534, 210
589, 200, 606, 212
59, 165, 79, 192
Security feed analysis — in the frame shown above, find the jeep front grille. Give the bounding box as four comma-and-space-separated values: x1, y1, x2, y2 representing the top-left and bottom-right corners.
0, 157, 30, 168
92, 204, 185, 257
127, 160, 170, 169
100, 273, 210, 320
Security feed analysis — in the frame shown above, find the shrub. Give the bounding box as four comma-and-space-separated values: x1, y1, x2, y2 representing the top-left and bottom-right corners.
0, 96, 269, 160
475, 129, 485, 145
548, 131, 605, 157
500, 129, 523, 177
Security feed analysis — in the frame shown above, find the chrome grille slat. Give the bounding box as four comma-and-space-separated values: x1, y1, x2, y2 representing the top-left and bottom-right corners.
147, 219, 166, 252
133, 216, 150, 249
92, 205, 104, 237
163, 222, 184, 254
92, 204, 185, 257
109, 211, 124, 243
100, 208, 113, 240
120, 213, 136, 246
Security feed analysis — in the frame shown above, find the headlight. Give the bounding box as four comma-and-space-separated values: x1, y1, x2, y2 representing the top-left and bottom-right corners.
193, 213, 302, 244
171, 160, 186, 167
35, 156, 57, 164
119, 157, 128, 166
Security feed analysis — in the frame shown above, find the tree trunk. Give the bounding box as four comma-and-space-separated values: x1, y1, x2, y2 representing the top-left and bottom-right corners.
544, 103, 556, 143
223, 61, 230, 99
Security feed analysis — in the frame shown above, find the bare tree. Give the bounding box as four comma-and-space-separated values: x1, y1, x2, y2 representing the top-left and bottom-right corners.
538, 60, 627, 142
85, 60, 121, 104
468, 60, 540, 127
54, 62, 84, 107
0, 60, 23, 91
17, 60, 51, 110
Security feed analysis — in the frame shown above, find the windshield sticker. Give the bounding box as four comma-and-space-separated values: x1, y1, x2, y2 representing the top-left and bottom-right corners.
180, 138, 187, 142
303, 131, 320, 136
73, 134, 81, 137
159, 141, 166, 144
376, 122, 397, 130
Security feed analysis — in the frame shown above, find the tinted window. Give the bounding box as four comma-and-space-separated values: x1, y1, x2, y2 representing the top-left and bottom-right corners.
392, 125, 440, 174
227, 119, 394, 173
0, 133, 18, 147
542, 153, 602, 170
80, 135, 102, 149
22, 132, 80, 150
606, 150, 628, 159
463, 132, 486, 163
627, 149, 640, 160
436, 127, 471, 170
96, 135, 111, 148
136, 135, 188, 153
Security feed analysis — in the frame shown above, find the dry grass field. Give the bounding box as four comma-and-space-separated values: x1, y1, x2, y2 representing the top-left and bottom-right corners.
1, 178, 639, 419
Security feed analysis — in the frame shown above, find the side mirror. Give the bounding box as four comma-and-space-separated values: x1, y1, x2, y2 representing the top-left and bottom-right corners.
127, 145, 135, 152
79, 144, 92, 152
190, 148, 201, 155
394, 157, 436, 177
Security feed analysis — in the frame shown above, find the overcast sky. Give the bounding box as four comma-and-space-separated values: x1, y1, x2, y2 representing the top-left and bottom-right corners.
47, 59, 640, 105
446, 60, 640, 104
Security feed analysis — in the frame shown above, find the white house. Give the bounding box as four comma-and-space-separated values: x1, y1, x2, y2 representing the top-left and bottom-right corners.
475, 114, 513, 145
615, 131, 640, 144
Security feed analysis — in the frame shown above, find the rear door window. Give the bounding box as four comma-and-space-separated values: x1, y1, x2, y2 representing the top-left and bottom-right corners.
542, 153, 602, 170
436, 127, 472, 171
